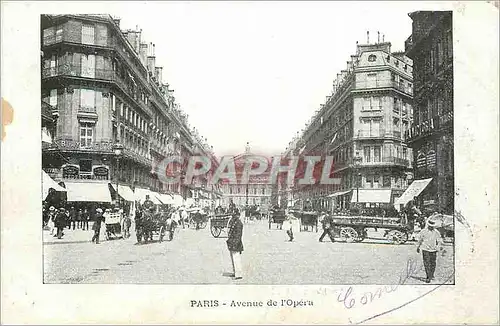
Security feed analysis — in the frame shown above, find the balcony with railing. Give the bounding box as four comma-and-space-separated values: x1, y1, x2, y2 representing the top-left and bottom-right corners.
354, 79, 413, 96
356, 129, 385, 139
42, 64, 151, 115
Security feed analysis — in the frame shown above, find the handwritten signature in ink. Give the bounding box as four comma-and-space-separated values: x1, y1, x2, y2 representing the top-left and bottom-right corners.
337, 257, 421, 309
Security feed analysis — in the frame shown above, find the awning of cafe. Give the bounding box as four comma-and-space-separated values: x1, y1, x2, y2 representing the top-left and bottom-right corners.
42, 170, 66, 200
149, 191, 163, 205
173, 194, 184, 207
351, 189, 392, 203
328, 190, 352, 198
65, 182, 112, 202
110, 184, 135, 202
157, 193, 174, 205
134, 188, 161, 205
394, 178, 433, 210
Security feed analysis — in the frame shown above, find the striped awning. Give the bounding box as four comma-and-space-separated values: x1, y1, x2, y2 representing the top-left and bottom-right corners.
110, 184, 135, 202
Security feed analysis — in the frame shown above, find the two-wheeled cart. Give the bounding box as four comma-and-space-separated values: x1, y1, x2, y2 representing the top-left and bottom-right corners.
210, 213, 232, 238
104, 212, 123, 240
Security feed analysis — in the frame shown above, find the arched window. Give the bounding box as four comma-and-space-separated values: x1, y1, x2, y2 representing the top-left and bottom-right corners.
368, 54, 377, 62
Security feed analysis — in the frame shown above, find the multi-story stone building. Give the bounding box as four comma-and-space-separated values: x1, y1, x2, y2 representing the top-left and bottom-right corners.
221, 144, 273, 209
286, 37, 414, 211
404, 11, 453, 214
41, 14, 218, 208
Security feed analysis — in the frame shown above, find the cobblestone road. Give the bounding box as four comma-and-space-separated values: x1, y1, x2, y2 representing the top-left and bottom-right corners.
43, 220, 454, 284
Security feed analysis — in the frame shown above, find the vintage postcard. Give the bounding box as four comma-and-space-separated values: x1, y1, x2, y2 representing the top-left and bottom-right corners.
1, 1, 498, 324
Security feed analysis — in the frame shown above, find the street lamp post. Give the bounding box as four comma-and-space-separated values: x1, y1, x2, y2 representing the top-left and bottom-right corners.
353, 151, 363, 208
113, 143, 124, 209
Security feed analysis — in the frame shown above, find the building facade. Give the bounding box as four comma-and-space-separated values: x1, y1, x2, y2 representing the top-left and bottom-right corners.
220, 144, 273, 209
405, 11, 453, 214
41, 14, 218, 205
285, 38, 414, 211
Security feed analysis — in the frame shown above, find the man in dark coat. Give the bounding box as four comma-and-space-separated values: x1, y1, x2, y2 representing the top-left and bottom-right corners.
226, 210, 244, 280
319, 211, 335, 242
54, 208, 67, 239
91, 208, 104, 244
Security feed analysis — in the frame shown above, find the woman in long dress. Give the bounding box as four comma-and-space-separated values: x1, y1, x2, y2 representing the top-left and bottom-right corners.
100, 209, 110, 241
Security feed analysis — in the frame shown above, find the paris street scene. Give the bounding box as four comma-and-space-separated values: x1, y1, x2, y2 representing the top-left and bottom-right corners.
41, 8, 455, 284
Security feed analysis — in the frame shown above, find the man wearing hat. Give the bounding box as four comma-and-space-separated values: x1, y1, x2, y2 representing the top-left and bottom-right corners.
226, 209, 244, 280
416, 217, 444, 283
48, 206, 56, 235
54, 208, 67, 239
91, 208, 104, 244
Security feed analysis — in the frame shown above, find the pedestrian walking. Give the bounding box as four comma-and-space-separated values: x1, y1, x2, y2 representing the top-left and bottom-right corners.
82, 208, 90, 230
180, 207, 188, 229
91, 208, 104, 244
48, 206, 56, 235
283, 211, 294, 242
319, 211, 335, 242
69, 206, 77, 230
54, 208, 67, 239
76, 208, 83, 229
122, 214, 131, 239
165, 214, 176, 241
226, 210, 244, 280
416, 218, 444, 283
101, 209, 111, 241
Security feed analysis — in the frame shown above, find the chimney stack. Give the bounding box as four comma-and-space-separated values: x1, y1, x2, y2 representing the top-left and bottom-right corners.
139, 43, 148, 66
155, 66, 163, 84
147, 43, 156, 74
367, 31, 370, 44
378, 31, 380, 43
383, 34, 385, 42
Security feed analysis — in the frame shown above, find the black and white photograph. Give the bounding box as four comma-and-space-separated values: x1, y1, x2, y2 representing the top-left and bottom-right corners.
40, 7, 454, 286
1, 1, 498, 325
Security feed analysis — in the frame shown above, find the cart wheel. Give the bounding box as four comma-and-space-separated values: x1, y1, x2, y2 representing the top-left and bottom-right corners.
387, 230, 408, 245
200, 221, 208, 229
340, 227, 358, 243
211, 226, 222, 238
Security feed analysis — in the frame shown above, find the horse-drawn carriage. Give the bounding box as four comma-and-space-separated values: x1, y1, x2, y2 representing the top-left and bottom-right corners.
329, 215, 412, 244
135, 208, 170, 243
210, 213, 233, 238
268, 209, 286, 229
290, 210, 319, 232
186, 207, 209, 230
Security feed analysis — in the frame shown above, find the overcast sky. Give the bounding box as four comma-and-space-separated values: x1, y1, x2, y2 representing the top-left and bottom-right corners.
111, 1, 453, 157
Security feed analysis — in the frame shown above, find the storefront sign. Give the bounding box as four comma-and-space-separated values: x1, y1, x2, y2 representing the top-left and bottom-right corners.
62, 164, 79, 177
53, 140, 114, 151
93, 166, 109, 177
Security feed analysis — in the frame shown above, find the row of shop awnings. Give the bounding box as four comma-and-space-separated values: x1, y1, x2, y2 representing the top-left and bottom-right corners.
43, 171, 184, 205
294, 178, 433, 206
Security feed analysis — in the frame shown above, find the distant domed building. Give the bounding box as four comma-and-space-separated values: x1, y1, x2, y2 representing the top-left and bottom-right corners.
221, 143, 273, 209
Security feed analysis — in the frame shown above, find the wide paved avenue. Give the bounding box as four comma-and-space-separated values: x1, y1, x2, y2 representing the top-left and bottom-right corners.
44, 220, 454, 284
